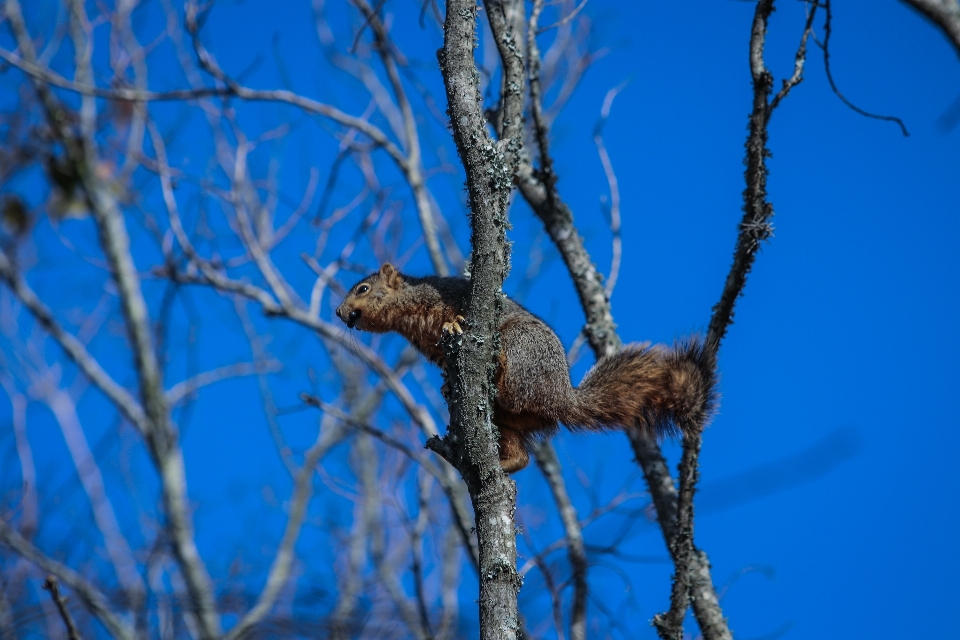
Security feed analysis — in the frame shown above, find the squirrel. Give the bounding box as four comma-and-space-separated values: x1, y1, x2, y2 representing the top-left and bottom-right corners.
336, 263, 718, 473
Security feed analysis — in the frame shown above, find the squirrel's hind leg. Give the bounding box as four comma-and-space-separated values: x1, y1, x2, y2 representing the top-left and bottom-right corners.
497, 426, 530, 474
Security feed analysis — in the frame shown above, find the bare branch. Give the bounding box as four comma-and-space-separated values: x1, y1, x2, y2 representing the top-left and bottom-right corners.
166, 362, 276, 406
483, 0, 526, 172
520, 1, 730, 636
0, 375, 37, 539
436, 1, 521, 637
0, 519, 136, 640
521, 0, 618, 358
531, 441, 587, 640
0, 251, 149, 434
302, 395, 480, 573
657, 2, 823, 637
42, 576, 84, 640
592, 84, 625, 298
3, 1, 224, 631
819, 0, 909, 136
537, 0, 590, 35
352, 0, 449, 275
223, 421, 337, 640
37, 386, 144, 606
900, 0, 960, 58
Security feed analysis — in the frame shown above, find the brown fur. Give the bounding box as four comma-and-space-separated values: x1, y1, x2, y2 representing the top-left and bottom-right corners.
336, 264, 718, 473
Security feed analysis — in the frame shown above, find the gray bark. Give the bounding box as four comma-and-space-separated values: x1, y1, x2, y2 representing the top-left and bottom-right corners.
900, 0, 960, 58
427, 1, 522, 638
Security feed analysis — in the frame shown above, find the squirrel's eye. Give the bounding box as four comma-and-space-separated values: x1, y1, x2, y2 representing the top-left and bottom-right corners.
357, 285, 369, 294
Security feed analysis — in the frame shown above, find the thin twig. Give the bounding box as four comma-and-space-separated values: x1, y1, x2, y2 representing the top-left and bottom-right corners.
593, 83, 625, 298
42, 575, 83, 640
537, 0, 590, 35
352, 0, 449, 275
819, 0, 909, 136
166, 362, 276, 406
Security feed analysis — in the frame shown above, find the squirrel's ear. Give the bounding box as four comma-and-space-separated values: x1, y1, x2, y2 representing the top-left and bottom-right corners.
379, 263, 403, 289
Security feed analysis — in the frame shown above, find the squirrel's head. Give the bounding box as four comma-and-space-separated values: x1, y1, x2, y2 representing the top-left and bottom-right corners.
336, 263, 404, 332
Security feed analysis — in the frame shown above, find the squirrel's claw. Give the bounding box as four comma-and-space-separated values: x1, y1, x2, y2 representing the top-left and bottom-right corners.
442, 314, 466, 336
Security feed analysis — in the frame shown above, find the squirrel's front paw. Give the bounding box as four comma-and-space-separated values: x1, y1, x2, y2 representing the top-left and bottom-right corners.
441, 314, 466, 336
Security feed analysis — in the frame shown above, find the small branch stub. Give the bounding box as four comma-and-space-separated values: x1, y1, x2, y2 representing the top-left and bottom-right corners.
42, 575, 84, 640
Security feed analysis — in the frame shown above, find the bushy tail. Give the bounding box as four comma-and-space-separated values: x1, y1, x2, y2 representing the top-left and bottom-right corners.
564, 338, 718, 438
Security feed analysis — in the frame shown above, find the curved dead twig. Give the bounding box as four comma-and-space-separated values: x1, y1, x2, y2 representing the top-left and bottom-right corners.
166, 362, 276, 406
818, 0, 909, 136
537, 0, 590, 35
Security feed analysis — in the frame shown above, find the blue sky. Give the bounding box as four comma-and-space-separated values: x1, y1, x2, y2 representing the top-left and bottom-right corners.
2, 0, 959, 638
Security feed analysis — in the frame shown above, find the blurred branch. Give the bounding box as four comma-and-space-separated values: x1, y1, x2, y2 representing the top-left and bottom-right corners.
363, 433, 432, 640
352, 0, 448, 275
592, 84, 625, 298
0, 519, 135, 640
302, 394, 480, 572
900, 0, 960, 58
5, 1, 223, 634
37, 385, 144, 607
537, 0, 590, 34
166, 362, 276, 406
0, 251, 149, 434
223, 423, 334, 640
531, 441, 587, 640
0, 376, 37, 538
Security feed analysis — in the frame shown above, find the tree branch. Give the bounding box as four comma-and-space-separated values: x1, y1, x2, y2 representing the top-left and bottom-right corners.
42, 576, 84, 640
519, 0, 730, 636
658, 2, 820, 637
352, 0, 449, 275
531, 440, 588, 640
0, 519, 135, 640
4, 1, 223, 633
433, 1, 521, 637
0, 251, 149, 434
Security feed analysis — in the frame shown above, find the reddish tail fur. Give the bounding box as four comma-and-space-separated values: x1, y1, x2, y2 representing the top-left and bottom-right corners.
564, 338, 717, 438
